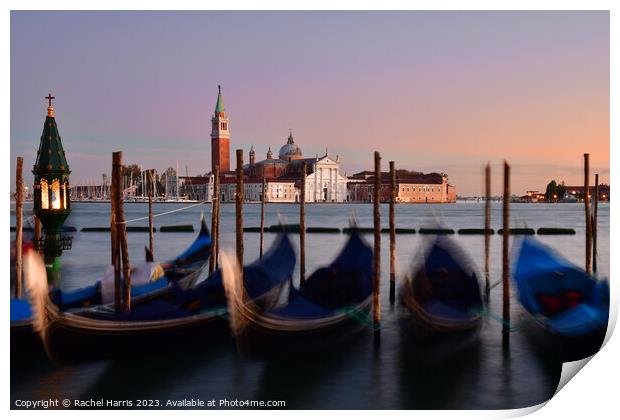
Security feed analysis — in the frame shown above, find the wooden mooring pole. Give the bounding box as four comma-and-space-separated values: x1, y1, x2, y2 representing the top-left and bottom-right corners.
111, 153, 121, 310
484, 163, 491, 302
300, 162, 307, 285
260, 175, 266, 259
148, 194, 154, 261
373, 151, 382, 343
584, 153, 592, 274
15, 157, 24, 299
209, 166, 220, 275
502, 161, 510, 348
236, 150, 244, 277
592, 173, 599, 273
111, 213, 121, 310
389, 161, 396, 305
113, 151, 131, 312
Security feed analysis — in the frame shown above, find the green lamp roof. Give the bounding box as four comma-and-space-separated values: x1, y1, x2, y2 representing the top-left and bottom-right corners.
33, 97, 70, 175
215, 85, 225, 113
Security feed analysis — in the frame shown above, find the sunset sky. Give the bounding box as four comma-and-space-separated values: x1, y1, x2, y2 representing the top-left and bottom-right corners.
10, 11, 609, 196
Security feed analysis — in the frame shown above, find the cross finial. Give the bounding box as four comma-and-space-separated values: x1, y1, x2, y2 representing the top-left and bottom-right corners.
45, 93, 55, 107
218, 85, 221, 94
45, 93, 56, 117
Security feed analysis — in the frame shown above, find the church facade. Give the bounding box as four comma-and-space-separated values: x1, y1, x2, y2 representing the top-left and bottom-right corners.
232, 130, 348, 203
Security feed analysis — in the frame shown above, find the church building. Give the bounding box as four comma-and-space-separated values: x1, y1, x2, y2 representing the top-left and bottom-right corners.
206, 85, 349, 203
205, 86, 454, 204
242, 131, 348, 203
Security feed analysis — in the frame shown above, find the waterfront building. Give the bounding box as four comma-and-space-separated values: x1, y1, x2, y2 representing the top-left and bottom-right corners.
519, 191, 546, 203
204, 86, 454, 204
275, 153, 348, 203
564, 184, 610, 202
245, 145, 289, 179
347, 170, 456, 203
179, 175, 214, 201
519, 184, 610, 202
219, 177, 296, 203
243, 132, 348, 203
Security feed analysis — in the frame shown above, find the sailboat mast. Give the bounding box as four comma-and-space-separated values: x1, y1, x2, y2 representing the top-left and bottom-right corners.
141, 165, 144, 199
186, 165, 190, 199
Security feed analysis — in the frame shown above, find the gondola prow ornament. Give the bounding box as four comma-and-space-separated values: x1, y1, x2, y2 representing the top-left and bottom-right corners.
32, 93, 73, 285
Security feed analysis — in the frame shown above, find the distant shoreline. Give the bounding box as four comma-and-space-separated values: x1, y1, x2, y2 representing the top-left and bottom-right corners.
9, 199, 609, 206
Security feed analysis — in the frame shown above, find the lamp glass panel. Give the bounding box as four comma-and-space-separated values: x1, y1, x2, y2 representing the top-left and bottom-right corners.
40, 179, 49, 209
63, 182, 68, 209
51, 179, 61, 209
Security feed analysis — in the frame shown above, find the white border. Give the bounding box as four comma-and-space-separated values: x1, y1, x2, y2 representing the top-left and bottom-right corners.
3, 1, 617, 420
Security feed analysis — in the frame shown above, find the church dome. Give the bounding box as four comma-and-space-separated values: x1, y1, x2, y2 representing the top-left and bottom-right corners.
278, 130, 303, 161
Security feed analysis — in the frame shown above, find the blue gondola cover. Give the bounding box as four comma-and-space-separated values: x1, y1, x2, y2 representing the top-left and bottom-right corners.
513, 237, 609, 337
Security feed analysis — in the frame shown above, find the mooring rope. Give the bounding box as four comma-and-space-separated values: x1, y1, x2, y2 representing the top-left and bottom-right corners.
338, 305, 539, 333
488, 279, 503, 290
469, 307, 542, 332
339, 306, 379, 330
17, 201, 208, 227
122, 201, 209, 224
197, 306, 229, 319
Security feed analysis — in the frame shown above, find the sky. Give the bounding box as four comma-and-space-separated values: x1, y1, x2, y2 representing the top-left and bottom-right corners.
10, 11, 609, 196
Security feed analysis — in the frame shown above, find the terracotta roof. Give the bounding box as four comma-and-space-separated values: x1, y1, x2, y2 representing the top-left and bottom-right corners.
253, 158, 289, 166
282, 158, 317, 175
350, 170, 445, 185
180, 176, 210, 185
220, 175, 295, 184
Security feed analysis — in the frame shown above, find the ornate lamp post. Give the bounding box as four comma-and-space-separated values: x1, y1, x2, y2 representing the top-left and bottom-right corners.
32, 93, 72, 285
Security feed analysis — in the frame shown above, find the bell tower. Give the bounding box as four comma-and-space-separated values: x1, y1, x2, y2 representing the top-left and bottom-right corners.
249, 145, 255, 165
211, 85, 230, 173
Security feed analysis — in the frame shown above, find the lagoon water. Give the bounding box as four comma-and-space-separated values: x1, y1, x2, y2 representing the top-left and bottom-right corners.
10, 202, 610, 409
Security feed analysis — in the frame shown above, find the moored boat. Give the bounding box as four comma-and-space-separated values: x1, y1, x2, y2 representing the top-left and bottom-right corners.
223, 231, 374, 356
400, 236, 483, 361
512, 236, 609, 361
11, 216, 212, 358
24, 234, 295, 363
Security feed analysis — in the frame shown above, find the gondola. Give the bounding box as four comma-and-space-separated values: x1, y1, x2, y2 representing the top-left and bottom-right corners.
513, 236, 609, 360
400, 236, 483, 361
223, 231, 374, 355
11, 217, 211, 357
25, 234, 295, 363
54, 215, 213, 310
401, 236, 483, 333
14, 215, 211, 314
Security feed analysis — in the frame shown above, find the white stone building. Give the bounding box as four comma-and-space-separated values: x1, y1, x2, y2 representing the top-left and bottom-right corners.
220, 178, 297, 203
